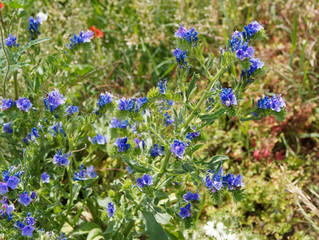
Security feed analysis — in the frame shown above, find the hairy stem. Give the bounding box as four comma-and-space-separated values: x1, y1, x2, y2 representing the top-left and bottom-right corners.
59, 166, 73, 231
0, 21, 10, 98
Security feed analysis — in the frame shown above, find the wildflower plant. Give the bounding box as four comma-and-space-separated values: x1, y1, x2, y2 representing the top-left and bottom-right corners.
0, 17, 287, 240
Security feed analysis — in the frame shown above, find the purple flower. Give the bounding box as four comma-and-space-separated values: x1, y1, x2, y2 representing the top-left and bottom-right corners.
66, 105, 79, 116
2, 122, 13, 134
270, 95, 286, 112
110, 117, 129, 129
68, 30, 94, 49
0, 183, 8, 195
41, 172, 50, 183
171, 140, 187, 159
18, 192, 32, 207
135, 97, 148, 112
5, 34, 20, 47
21, 225, 35, 237
158, 79, 167, 94
43, 90, 66, 113
244, 21, 263, 39
53, 150, 71, 167
50, 122, 65, 137
219, 88, 237, 107
186, 131, 200, 141
150, 144, 165, 157
179, 203, 191, 218
114, 137, 130, 152
126, 166, 133, 174
233, 174, 244, 188
1, 98, 13, 110
16, 98, 32, 112
107, 202, 115, 217
117, 98, 135, 111
89, 133, 107, 145
183, 191, 200, 202
134, 138, 145, 149
235, 42, 254, 60
246, 58, 264, 79
136, 174, 153, 188
173, 48, 187, 68
97, 92, 113, 108
175, 24, 187, 38
7, 176, 19, 189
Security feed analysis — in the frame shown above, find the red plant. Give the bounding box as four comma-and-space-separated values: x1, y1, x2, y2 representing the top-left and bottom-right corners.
90, 26, 104, 38
0, 3, 4, 8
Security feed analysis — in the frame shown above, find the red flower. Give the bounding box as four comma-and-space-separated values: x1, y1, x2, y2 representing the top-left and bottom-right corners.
90, 26, 104, 38
0, 3, 4, 8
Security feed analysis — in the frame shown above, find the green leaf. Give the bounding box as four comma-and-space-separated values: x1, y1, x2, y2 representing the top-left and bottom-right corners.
204, 155, 229, 170
141, 210, 168, 240
3, 0, 34, 8
87, 228, 103, 240
186, 73, 198, 101
154, 212, 172, 225
71, 222, 101, 236
21, 37, 51, 50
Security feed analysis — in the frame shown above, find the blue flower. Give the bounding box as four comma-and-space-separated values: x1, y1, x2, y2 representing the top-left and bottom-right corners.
107, 202, 115, 217
97, 92, 113, 108
134, 137, 145, 149
41, 172, 50, 183
158, 79, 167, 94
183, 191, 200, 202
135, 97, 148, 112
114, 137, 130, 152
66, 105, 79, 116
136, 174, 153, 188
244, 21, 263, 39
117, 98, 135, 111
2, 122, 13, 134
233, 174, 244, 188
5, 34, 19, 48
21, 225, 35, 237
73, 164, 86, 181
246, 58, 264, 79
150, 144, 165, 157
86, 166, 97, 179
269, 95, 286, 112
43, 90, 66, 113
175, 24, 198, 46
67, 30, 94, 49
0, 182, 8, 195
171, 140, 187, 159
126, 166, 133, 174
18, 192, 32, 207
1, 98, 13, 111
186, 131, 200, 141
30, 191, 37, 199
229, 31, 243, 51
28, 16, 41, 40
26, 213, 35, 225
89, 133, 107, 145
164, 112, 174, 126
110, 117, 129, 129
53, 150, 71, 167
7, 176, 19, 189
179, 203, 191, 219
235, 42, 254, 60
219, 88, 237, 107
257, 96, 271, 110
16, 98, 32, 112
50, 122, 65, 137
173, 48, 187, 68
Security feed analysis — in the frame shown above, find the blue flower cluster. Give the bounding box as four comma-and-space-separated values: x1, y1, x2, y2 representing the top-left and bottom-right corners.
66, 105, 79, 116
136, 174, 153, 188
89, 133, 107, 145
186, 129, 200, 141
1, 98, 14, 111
107, 202, 115, 217
50, 122, 65, 137
0, 170, 23, 195
2, 122, 12, 134
53, 150, 71, 167
110, 117, 129, 129
205, 167, 244, 193
0, 197, 15, 220
183, 191, 199, 202
67, 30, 94, 49
173, 48, 187, 68
19, 191, 36, 207
28, 16, 41, 40
16, 98, 33, 112
243, 21, 264, 39
158, 79, 167, 94
171, 140, 187, 159
175, 24, 199, 46
134, 137, 145, 149
5, 34, 19, 48
257, 94, 286, 112
73, 165, 97, 181
41, 172, 50, 183
117, 97, 147, 112
219, 88, 237, 107
114, 137, 130, 152
43, 90, 66, 113
179, 203, 191, 219
150, 144, 165, 157
97, 91, 113, 108
16, 213, 36, 237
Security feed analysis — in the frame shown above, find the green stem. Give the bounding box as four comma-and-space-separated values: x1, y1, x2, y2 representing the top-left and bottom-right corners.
149, 126, 166, 147
183, 66, 225, 129
0, 21, 10, 98
14, 72, 18, 99
59, 165, 73, 231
